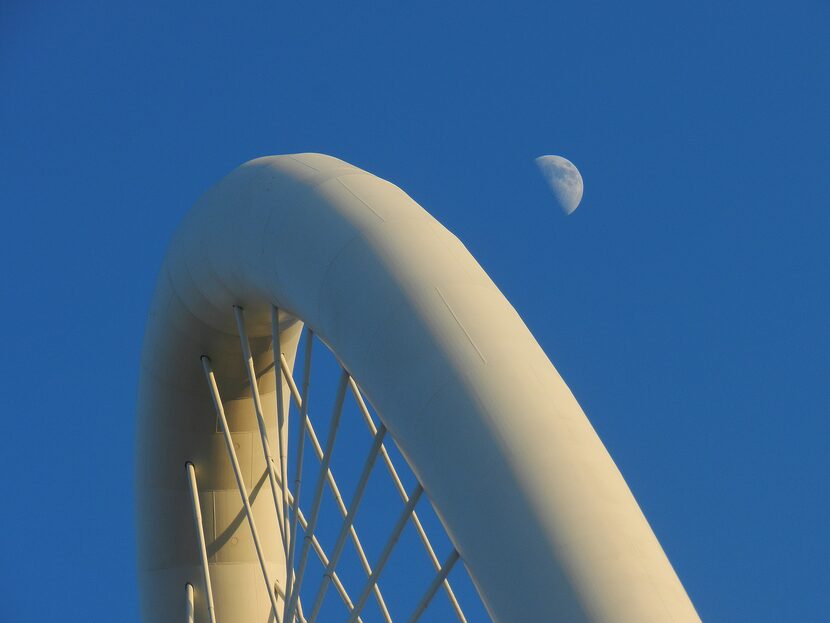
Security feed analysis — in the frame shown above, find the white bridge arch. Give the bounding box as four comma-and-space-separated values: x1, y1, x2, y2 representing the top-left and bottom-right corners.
136, 153, 700, 622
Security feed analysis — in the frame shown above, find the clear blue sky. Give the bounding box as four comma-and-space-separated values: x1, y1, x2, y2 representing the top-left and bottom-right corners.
1, 1, 828, 621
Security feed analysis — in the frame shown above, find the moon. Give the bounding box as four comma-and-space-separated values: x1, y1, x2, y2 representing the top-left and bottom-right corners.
535, 155, 583, 215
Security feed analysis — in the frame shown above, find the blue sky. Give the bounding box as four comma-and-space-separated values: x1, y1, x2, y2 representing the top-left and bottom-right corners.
1, 1, 829, 621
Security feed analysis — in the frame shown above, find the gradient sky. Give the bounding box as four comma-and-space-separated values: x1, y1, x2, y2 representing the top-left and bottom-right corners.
1, 1, 829, 621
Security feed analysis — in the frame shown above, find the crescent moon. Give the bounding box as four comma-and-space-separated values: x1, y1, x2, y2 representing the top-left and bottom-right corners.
535, 155, 584, 214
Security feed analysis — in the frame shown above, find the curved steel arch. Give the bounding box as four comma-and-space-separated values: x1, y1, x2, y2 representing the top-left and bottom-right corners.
136, 153, 700, 622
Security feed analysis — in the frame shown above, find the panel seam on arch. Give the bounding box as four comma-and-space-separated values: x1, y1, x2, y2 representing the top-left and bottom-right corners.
334, 175, 386, 222
435, 286, 487, 364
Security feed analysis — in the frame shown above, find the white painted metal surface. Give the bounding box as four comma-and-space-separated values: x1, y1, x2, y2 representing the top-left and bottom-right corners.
201, 356, 281, 619
185, 466, 216, 623
136, 153, 700, 622
185, 583, 195, 623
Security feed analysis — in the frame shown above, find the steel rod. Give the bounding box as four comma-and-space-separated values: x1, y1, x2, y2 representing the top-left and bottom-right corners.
271, 305, 291, 559
295, 595, 308, 623
201, 356, 281, 620
234, 306, 287, 549
258, 445, 363, 621
307, 425, 388, 623
285, 369, 349, 622
281, 355, 394, 623
406, 549, 461, 623
185, 463, 217, 623
185, 583, 195, 623
275, 574, 309, 623
283, 330, 314, 623
347, 483, 425, 623
349, 378, 468, 622
286, 489, 363, 622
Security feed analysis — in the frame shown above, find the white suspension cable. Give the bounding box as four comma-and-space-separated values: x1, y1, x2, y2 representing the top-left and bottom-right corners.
234, 306, 286, 548
348, 378, 468, 622
275, 579, 309, 623
307, 425, 388, 623
185, 583, 195, 623
281, 354, 393, 623
407, 549, 460, 623
347, 483, 425, 623
285, 369, 349, 622
283, 330, 313, 623
271, 305, 291, 559
185, 463, 217, 623
201, 356, 281, 620
247, 395, 364, 622
285, 488, 363, 623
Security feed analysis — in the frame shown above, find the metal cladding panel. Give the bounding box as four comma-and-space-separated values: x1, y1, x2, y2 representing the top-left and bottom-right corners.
136, 153, 700, 622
